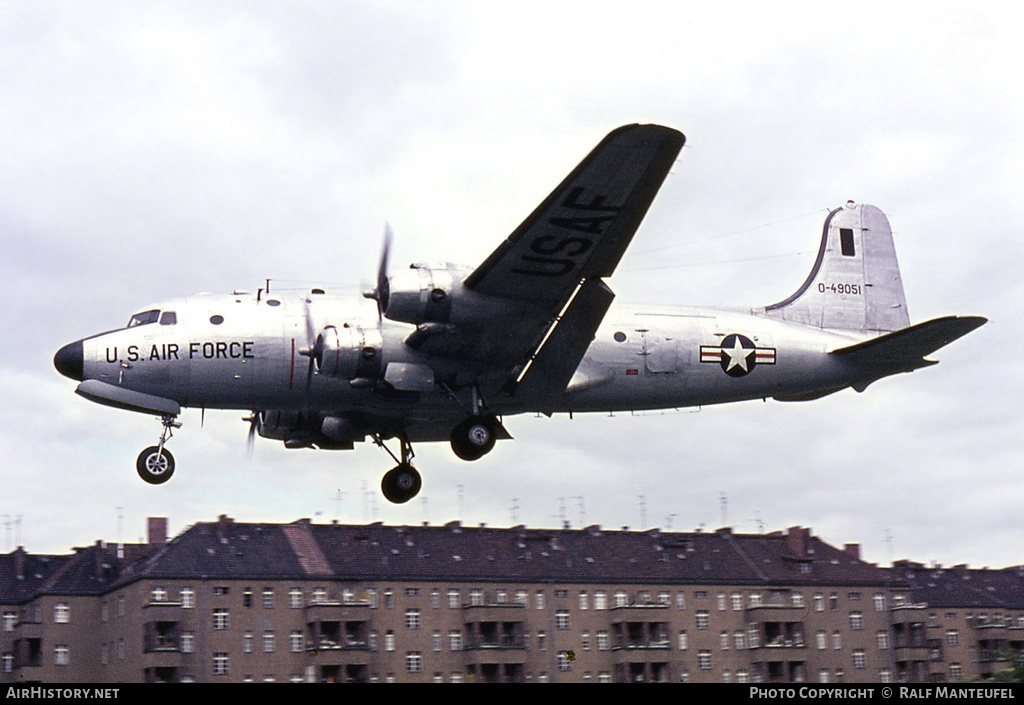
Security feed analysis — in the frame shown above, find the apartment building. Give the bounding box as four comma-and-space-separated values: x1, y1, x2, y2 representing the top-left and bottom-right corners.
2, 516, 1021, 683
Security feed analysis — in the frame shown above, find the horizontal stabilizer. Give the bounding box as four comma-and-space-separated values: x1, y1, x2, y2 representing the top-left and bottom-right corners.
830, 316, 986, 372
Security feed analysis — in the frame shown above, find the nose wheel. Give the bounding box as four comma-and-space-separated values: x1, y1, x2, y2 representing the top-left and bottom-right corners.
137, 415, 180, 485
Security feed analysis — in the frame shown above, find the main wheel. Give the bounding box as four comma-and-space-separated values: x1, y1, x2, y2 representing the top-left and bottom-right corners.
381, 463, 422, 504
137, 446, 175, 485
450, 416, 496, 461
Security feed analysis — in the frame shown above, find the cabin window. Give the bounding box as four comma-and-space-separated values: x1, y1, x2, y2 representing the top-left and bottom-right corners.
613, 331, 627, 343
266, 299, 281, 307
210, 315, 224, 325
839, 228, 856, 257
159, 311, 177, 325
127, 309, 159, 327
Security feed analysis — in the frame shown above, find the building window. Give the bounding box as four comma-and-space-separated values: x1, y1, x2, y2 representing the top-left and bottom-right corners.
406, 652, 422, 673
432, 631, 442, 651
54, 603, 70, 624
556, 610, 571, 630
874, 593, 887, 611
946, 629, 959, 646
262, 588, 274, 609
536, 591, 546, 610
469, 589, 483, 606
734, 631, 745, 650
877, 631, 889, 649
833, 631, 842, 650
181, 588, 195, 609
720, 631, 730, 650
406, 609, 421, 630
289, 588, 302, 608
3, 653, 13, 673
242, 631, 253, 653
181, 632, 195, 654
595, 591, 607, 610
792, 593, 805, 608
515, 590, 527, 605
449, 631, 462, 651
447, 589, 460, 608
597, 631, 609, 651
581, 631, 591, 651
2, 612, 15, 632
814, 594, 824, 611
431, 589, 440, 609
213, 653, 229, 676
150, 586, 167, 602
579, 591, 589, 610
242, 588, 252, 607
385, 631, 395, 651
678, 630, 688, 650
950, 663, 962, 680
54, 645, 69, 666
849, 612, 863, 630
263, 631, 275, 653
557, 651, 572, 671
312, 587, 327, 604
853, 649, 866, 669
698, 650, 712, 670
717, 594, 727, 610
213, 608, 229, 630
696, 610, 709, 630
731, 593, 743, 611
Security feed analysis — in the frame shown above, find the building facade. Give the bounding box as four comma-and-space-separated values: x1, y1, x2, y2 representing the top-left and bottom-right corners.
2, 516, 1021, 683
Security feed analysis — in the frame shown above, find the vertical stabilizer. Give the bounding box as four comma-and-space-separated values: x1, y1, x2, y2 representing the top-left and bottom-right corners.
762, 202, 910, 332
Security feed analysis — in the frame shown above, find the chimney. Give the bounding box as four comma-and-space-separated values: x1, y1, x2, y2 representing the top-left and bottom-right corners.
217, 514, 233, 542
787, 526, 807, 556
844, 543, 861, 561
148, 517, 168, 546
14, 546, 25, 580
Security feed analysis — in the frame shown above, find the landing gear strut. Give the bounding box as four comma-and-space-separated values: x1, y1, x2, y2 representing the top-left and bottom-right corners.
137, 415, 180, 485
374, 436, 422, 504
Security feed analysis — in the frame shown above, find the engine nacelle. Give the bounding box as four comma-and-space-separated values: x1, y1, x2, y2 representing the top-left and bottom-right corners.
255, 411, 363, 450
381, 266, 456, 325
314, 325, 383, 380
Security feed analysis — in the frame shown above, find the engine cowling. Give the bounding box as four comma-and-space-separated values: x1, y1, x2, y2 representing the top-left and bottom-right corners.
380, 266, 455, 325
314, 325, 383, 380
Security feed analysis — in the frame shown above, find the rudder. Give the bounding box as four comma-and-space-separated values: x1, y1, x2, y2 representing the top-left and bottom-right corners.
762, 202, 910, 332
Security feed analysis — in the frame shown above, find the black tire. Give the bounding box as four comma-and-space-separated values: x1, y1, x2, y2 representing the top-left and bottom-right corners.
137, 446, 175, 485
450, 417, 496, 461
381, 463, 422, 504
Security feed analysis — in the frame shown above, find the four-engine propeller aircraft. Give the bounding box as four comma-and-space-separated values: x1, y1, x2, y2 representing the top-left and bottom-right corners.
54, 124, 985, 503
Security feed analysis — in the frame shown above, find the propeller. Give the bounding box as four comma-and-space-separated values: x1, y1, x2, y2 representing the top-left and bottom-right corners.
244, 412, 260, 457
363, 224, 393, 319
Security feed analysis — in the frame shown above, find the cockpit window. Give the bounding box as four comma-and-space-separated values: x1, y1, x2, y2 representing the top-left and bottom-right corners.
127, 309, 160, 328
159, 311, 177, 325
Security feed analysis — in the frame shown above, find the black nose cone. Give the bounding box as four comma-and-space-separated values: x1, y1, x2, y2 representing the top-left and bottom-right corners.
54, 340, 84, 381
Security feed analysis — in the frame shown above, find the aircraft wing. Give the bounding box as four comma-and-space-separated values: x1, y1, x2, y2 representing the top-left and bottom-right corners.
411, 124, 684, 390
464, 124, 684, 301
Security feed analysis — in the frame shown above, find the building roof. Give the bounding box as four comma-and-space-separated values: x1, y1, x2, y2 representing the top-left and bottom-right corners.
893, 560, 1024, 609
102, 517, 896, 589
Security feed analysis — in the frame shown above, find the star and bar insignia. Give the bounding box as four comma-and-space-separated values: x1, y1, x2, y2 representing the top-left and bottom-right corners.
700, 334, 776, 377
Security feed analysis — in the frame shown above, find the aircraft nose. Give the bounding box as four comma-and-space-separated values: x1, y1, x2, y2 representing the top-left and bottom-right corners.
54, 340, 84, 381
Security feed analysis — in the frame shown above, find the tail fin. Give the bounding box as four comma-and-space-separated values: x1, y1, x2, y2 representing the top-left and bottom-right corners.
762, 202, 910, 332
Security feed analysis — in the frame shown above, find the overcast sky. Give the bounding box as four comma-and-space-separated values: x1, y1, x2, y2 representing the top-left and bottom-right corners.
2, 1, 1020, 571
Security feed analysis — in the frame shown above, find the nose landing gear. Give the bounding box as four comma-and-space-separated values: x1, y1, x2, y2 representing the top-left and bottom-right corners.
137, 415, 180, 485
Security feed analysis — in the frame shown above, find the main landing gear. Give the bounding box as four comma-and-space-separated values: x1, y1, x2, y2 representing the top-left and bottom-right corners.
137, 415, 180, 485
450, 415, 497, 460
374, 436, 422, 504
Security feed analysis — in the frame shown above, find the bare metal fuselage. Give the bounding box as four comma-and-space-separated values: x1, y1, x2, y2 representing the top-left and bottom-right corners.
78, 291, 871, 427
